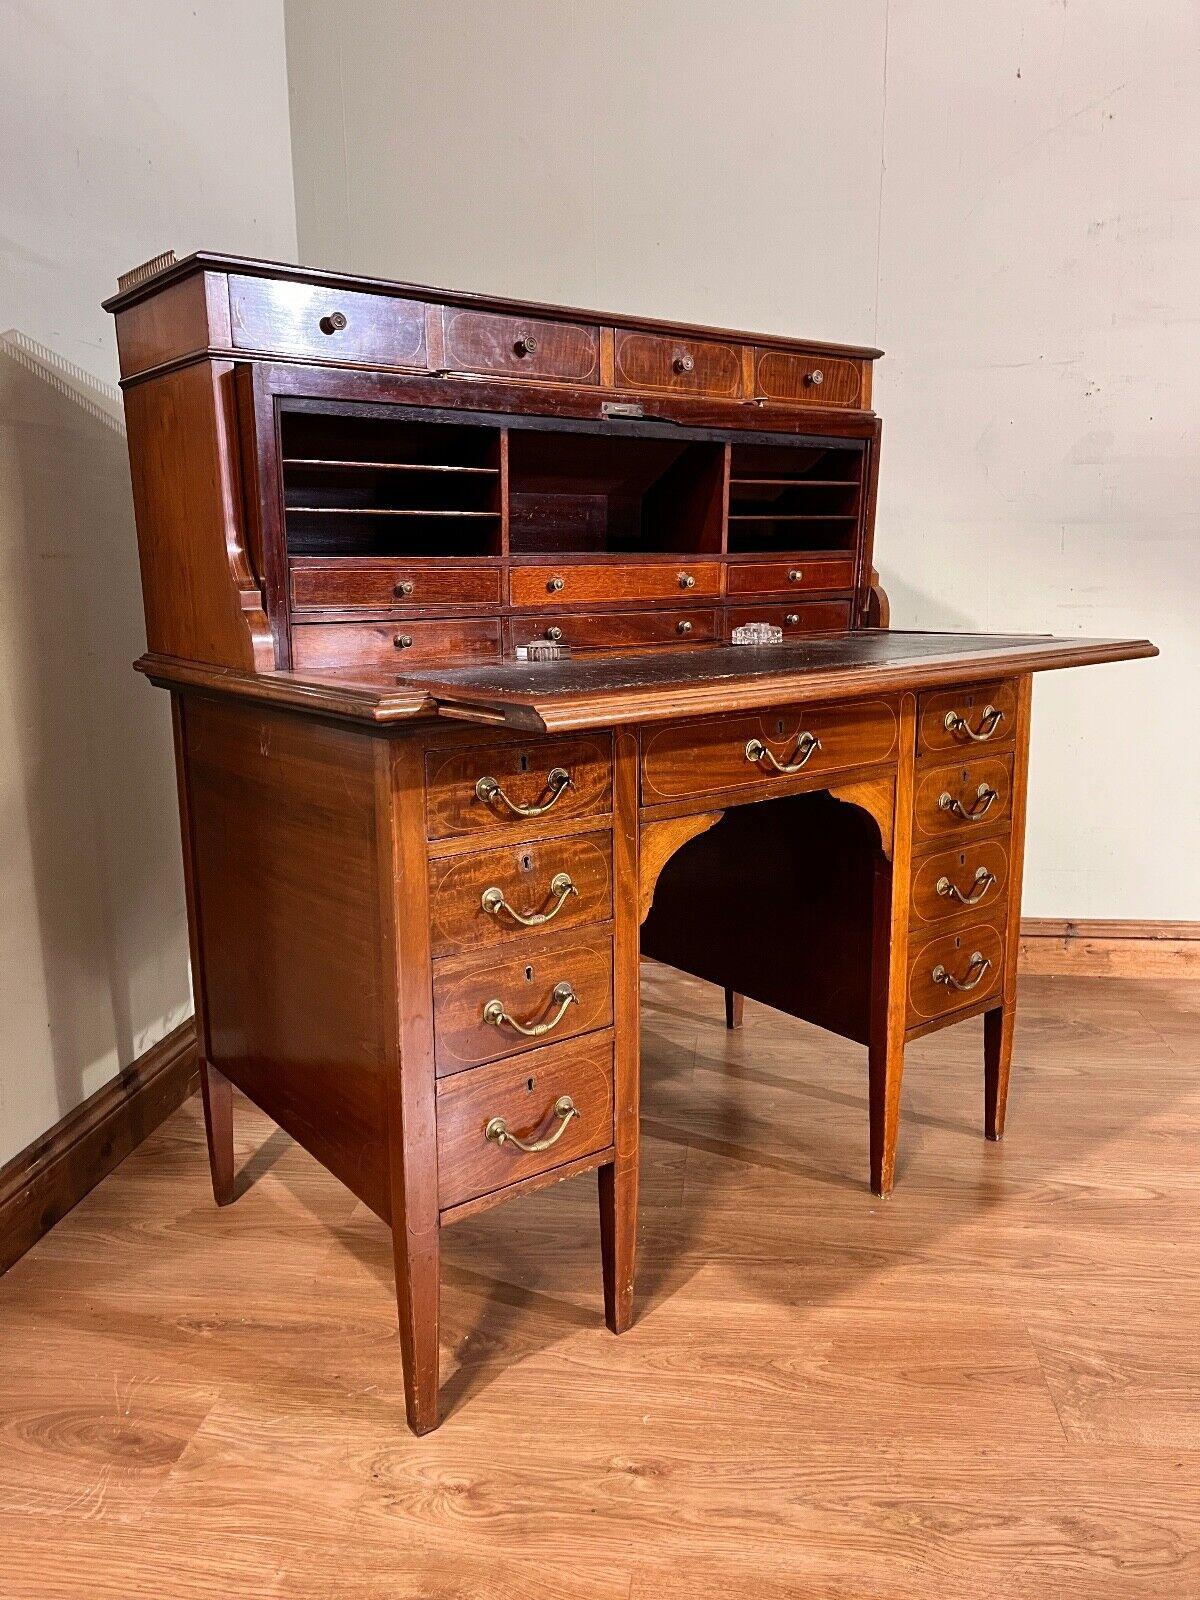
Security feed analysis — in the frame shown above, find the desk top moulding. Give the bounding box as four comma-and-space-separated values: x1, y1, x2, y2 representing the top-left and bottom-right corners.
107, 250, 1155, 1435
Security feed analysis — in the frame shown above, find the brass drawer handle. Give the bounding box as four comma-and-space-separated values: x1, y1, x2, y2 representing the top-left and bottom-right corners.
485, 1095, 578, 1153
673, 352, 695, 374
483, 981, 577, 1037
745, 733, 821, 774
944, 705, 1005, 742
805, 368, 824, 387
678, 572, 696, 589
476, 767, 573, 817
788, 568, 804, 583
513, 332, 539, 358
676, 619, 693, 635
481, 872, 577, 927
931, 952, 992, 992
547, 575, 566, 593
393, 580, 415, 597
544, 626, 563, 642
394, 633, 413, 649
938, 782, 997, 821
936, 866, 996, 906
319, 311, 347, 335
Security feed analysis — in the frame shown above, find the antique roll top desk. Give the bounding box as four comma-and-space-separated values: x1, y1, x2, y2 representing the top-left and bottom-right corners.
105, 252, 1154, 1434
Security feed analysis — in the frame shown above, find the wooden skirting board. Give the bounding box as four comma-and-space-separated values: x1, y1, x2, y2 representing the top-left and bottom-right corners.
0, 1020, 198, 1277
1018, 919, 1200, 978
1, 919, 1192, 1278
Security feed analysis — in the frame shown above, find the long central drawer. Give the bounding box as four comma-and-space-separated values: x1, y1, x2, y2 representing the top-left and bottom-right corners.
641, 698, 900, 805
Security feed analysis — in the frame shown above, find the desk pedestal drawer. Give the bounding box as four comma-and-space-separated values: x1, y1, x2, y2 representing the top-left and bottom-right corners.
432, 924, 613, 1075
910, 838, 1010, 927
907, 920, 1005, 1025
726, 600, 853, 637
436, 1033, 614, 1210
428, 831, 612, 956
426, 733, 612, 840
913, 755, 1013, 844
919, 681, 1018, 756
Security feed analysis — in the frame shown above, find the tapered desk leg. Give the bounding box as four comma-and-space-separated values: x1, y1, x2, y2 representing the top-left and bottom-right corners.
985, 674, 1032, 1146
390, 1213, 440, 1435
386, 739, 442, 1434
868, 694, 917, 1198
199, 1061, 236, 1205
724, 988, 744, 1030
599, 1157, 637, 1332
603, 727, 641, 1333
983, 1004, 1014, 1139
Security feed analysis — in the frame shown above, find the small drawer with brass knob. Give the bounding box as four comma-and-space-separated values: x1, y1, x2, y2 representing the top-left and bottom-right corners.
726, 558, 856, 598
510, 563, 720, 609
752, 348, 865, 408
427, 830, 613, 956
289, 561, 501, 611
435, 1032, 615, 1210
431, 924, 614, 1074
289, 616, 500, 672
228, 276, 428, 366
613, 330, 744, 396
509, 609, 718, 654
441, 309, 600, 382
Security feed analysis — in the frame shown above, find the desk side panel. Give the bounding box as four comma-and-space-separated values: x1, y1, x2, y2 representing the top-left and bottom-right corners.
179, 693, 392, 1217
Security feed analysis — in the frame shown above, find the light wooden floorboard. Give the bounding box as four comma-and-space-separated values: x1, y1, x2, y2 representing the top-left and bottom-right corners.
1, 965, 1197, 1599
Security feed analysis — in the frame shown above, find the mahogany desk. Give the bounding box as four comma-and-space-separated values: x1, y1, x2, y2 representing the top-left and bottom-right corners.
106, 252, 1155, 1433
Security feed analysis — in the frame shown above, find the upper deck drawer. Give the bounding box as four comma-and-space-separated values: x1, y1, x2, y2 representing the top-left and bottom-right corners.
426, 734, 613, 841
641, 699, 899, 806
290, 561, 501, 611
442, 310, 600, 384
613, 331, 744, 397
228, 276, 427, 367
753, 350, 864, 408
511, 562, 722, 609
726, 558, 857, 597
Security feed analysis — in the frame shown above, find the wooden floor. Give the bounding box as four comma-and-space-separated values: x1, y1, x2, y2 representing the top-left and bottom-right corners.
2, 966, 1198, 1599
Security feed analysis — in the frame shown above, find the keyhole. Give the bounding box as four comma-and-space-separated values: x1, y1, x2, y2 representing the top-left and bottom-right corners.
525, 965, 534, 982
775, 718, 785, 736
518, 753, 530, 773
526, 1077, 535, 1092
954, 935, 962, 949
520, 853, 533, 873
958, 852, 966, 866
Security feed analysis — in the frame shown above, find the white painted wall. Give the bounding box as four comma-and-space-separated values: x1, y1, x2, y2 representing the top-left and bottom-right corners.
0, 1, 297, 1166
874, 0, 1198, 918
285, 0, 1197, 920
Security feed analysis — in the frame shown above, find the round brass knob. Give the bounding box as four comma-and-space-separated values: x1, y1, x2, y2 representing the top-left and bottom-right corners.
672, 352, 695, 374
393, 580, 414, 597
788, 568, 804, 583
678, 572, 696, 589
394, 633, 413, 649
547, 575, 565, 593
319, 311, 347, 335
513, 333, 539, 358
676, 619, 693, 635
785, 613, 800, 626
805, 369, 824, 387
545, 626, 563, 642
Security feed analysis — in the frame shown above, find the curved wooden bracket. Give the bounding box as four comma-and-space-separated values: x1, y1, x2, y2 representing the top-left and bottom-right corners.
639, 811, 724, 924
827, 773, 895, 862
